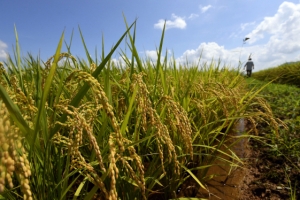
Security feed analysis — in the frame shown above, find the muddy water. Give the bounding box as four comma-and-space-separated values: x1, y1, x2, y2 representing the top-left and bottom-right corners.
197, 119, 250, 200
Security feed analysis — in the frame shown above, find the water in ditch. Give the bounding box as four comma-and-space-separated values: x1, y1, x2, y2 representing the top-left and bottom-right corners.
196, 118, 250, 200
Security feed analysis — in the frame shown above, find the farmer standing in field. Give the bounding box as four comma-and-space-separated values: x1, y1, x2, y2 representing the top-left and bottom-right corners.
244, 58, 254, 77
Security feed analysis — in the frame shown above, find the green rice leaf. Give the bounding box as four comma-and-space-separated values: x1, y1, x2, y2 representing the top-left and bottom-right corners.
154, 21, 166, 95
73, 177, 88, 200
83, 185, 99, 200
50, 20, 137, 138
14, 25, 25, 93
121, 176, 139, 187
78, 26, 93, 65
32, 31, 64, 149
120, 84, 138, 136
179, 163, 207, 191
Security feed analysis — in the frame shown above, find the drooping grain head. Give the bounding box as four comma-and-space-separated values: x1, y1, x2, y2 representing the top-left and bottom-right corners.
131, 73, 180, 175
57, 70, 147, 199
161, 96, 194, 158
0, 106, 32, 200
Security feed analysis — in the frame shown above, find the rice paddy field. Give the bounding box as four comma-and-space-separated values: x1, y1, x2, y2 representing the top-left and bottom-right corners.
0, 23, 298, 199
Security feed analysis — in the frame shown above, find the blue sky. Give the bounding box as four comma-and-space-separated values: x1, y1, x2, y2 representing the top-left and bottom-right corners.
1, 0, 300, 71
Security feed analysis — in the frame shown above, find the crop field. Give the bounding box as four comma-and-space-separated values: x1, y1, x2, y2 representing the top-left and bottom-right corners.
0, 22, 293, 200
244, 77, 300, 199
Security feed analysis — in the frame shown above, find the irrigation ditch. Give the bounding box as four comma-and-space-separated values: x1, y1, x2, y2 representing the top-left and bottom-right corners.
196, 119, 249, 199
172, 118, 250, 199
176, 116, 299, 200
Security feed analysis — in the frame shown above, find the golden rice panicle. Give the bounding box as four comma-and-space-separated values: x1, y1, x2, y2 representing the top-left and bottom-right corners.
162, 96, 194, 158
9, 75, 18, 92
207, 87, 229, 118
72, 71, 133, 198
0, 62, 6, 86
51, 132, 71, 147
192, 99, 207, 125
64, 71, 148, 199
56, 105, 104, 171
62, 71, 124, 199
15, 149, 33, 200
11, 87, 37, 125
131, 73, 179, 174
118, 154, 147, 200
5, 74, 37, 127
130, 73, 149, 132
56, 105, 109, 198
43, 52, 77, 88
250, 96, 287, 137
119, 136, 146, 198
81, 108, 106, 172
44, 52, 77, 70
90, 63, 96, 73
55, 107, 86, 170
69, 70, 125, 152
0, 107, 32, 200
247, 116, 258, 135
215, 82, 240, 111
44, 55, 54, 70
108, 134, 118, 200
127, 146, 146, 199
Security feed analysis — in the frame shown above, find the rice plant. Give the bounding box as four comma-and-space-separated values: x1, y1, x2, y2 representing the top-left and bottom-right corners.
0, 20, 280, 200
252, 61, 300, 87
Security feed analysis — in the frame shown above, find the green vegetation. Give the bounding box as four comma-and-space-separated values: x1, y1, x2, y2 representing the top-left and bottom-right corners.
247, 78, 300, 158
246, 78, 300, 199
252, 61, 300, 87
0, 21, 281, 200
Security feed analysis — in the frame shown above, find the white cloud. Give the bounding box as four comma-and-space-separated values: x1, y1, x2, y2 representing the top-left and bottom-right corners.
230, 21, 256, 39
176, 42, 241, 68
246, 2, 300, 45
188, 13, 199, 20
0, 40, 8, 60
176, 40, 299, 72
176, 2, 300, 71
240, 21, 256, 31
154, 14, 187, 30
200, 5, 212, 13
145, 50, 157, 60
111, 55, 128, 67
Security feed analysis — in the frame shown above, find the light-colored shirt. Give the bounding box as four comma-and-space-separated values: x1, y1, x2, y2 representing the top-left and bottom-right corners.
245, 61, 254, 70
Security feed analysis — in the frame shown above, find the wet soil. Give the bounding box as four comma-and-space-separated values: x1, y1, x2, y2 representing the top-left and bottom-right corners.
239, 138, 300, 200
176, 119, 250, 199
177, 119, 300, 200
195, 119, 251, 200
195, 152, 249, 200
